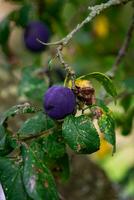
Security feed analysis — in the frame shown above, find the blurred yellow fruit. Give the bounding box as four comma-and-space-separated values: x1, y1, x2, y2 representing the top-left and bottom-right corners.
92, 15, 109, 38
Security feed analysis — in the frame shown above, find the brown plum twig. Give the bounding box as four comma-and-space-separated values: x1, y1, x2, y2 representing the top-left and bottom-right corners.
56, 45, 76, 89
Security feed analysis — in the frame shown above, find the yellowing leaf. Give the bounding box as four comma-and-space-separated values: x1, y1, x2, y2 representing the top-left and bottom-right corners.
96, 137, 112, 158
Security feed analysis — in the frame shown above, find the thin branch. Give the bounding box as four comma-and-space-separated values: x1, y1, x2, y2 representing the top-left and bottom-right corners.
108, 10, 134, 78
20, 127, 55, 141
37, 0, 132, 86
106, 91, 134, 104
116, 91, 134, 100
56, 45, 69, 70
56, 45, 76, 89
38, 0, 131, 47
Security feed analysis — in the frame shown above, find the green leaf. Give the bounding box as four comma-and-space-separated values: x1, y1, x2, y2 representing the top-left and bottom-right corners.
0, 103, 37, 126
18, 112, 55, 138
77, 72, 117, 98
0, 125, 14, 156
0, 157, 30, 200
12, 4, 31, 27
45, 153, 70, 183
19, 66, 48, 101
122, 107, 134, 136
0, 125, 6, 150
120, 94, 133, 111
21, 145, 59, 200
27, 141, 68, 182
40, 131, 65, 159
62, 115, 100, 154
123, 77, 134, 92
29, 142, 46, 161
0, 18, 10, 45
98, 113, 116, 153
52, 153, 70, 182
90, 100, 116, 153
95, 99, 110, 113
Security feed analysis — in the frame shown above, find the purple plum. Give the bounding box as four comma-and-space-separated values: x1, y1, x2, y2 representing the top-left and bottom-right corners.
24, 21, 50, 52
43, 86, 76, 120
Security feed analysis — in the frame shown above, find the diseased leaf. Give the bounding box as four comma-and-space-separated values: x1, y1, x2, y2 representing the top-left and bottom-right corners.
0, 103, 37, 126
40, 131, 65, 159
27, 141, 68, 182
21, 145, 59, 200
0, 157, 30, 200
90, 100, 116, 153
62, 115, 100, 154
98, 113, 116, 153
18, 112, 55, 138
77, 72, 117, 98
29, 142, 45, 161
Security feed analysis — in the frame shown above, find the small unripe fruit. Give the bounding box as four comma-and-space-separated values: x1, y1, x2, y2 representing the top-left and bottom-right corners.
24, 21, 50, 52
43, 86, 76, 120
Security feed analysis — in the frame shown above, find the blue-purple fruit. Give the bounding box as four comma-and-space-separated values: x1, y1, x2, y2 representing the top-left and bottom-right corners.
24, 21, 50, 52
43, 86, 76, 120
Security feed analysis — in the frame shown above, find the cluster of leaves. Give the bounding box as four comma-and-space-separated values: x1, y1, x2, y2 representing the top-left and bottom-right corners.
0, 68, 117, 199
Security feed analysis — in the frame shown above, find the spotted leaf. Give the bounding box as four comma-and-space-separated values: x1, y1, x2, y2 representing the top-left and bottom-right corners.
0, 157, 30, 200
98, 114, 116, 153
21, 145, 59, 200
62, 115, 100, 154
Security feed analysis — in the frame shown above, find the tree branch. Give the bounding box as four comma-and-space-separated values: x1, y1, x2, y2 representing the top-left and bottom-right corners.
38, 0, 131, 47
20, 127, 55, 141
108, 9, 134, 78
56, 45, 76, 89
37, 0, 132, 85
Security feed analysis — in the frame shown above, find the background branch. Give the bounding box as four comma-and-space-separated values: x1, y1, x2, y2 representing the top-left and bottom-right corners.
108, 9, 134, 78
